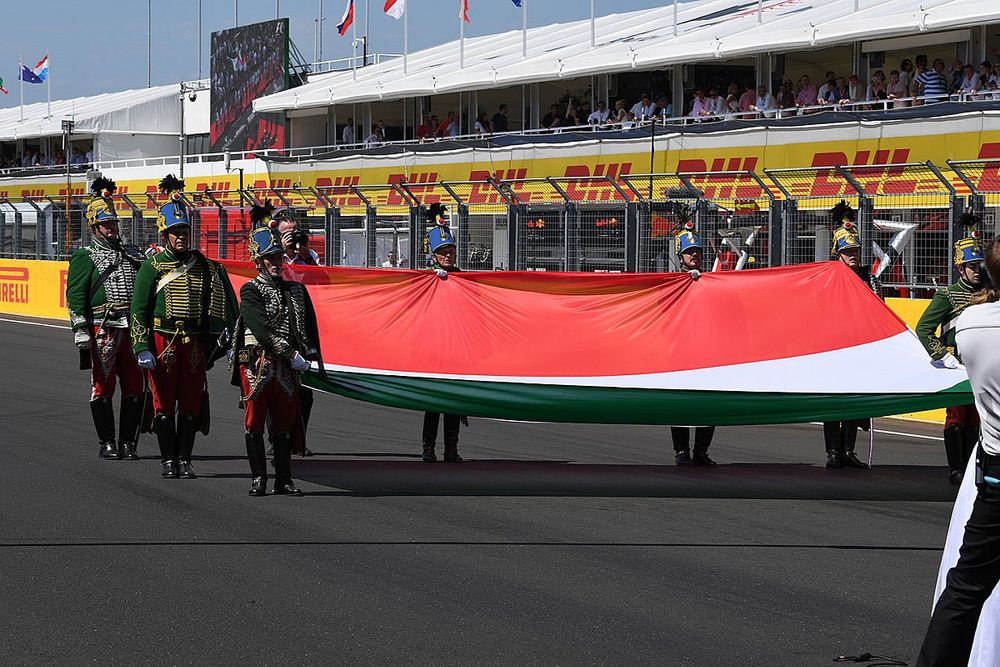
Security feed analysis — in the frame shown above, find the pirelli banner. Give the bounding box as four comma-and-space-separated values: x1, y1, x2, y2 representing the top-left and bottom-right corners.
0, 259, 70, 320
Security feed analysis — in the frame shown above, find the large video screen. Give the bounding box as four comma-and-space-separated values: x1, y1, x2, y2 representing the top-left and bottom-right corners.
210, 18, 289, 153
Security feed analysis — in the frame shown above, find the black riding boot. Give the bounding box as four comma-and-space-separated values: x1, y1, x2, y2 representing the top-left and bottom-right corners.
943, 425, 964, 484
245, 432, 268, 496
422, 412, 439, 462
153, 413, 178, 478
118, 394, 142, 460
91, 397, 118, 459
959, 424, 980, 471
299, 386, 314, 456
823, 422, 842, 468
443, 414, 463, 463
692, 427, 718, 467
840, 420, 869, 469
272, 432, 302, 496
671, 427, 693, 465
176, 413, 198, 479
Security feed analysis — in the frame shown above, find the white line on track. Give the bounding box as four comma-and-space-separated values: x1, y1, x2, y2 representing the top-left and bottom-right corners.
0, 316, 70, 330
0, 315, 949, 442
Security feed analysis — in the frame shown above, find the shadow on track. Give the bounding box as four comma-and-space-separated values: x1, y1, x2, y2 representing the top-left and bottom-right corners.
286, 459, 959, 501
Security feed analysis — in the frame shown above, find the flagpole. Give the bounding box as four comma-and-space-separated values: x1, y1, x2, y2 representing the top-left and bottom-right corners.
352, 0, 358, 80
522, 0, 527, 58
19, 54, 24, 123
590, 0, 596, 48
47, 52, 51, 119
403, 3, 408, 74
459, 2, 465, 69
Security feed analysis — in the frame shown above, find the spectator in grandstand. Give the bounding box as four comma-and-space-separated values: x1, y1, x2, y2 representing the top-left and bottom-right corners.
657, 96, 673, 118
473, 112, 492, 135
958, 64, 981, 97
917, 58, 950, 103
588, 100, 610, 124
342, 117, 355, 145
826, 77, 851, 105
888, 70, 910, 108
70, 147, 85, 165
989, 63, 1000, 90
690, 89, 713, 118
817, 71, 836, 105
867, 71, 889, 107
445, 112, 460, 137
899, 58, 914, 89
630, 93, 657, 120
796, 74, 817, 107
22, 149, 38, 167
542, 103, 565, 129
436, 112, 454, 137
364, 127, 384, 147
54, 150, 65, 166
608, 99, 627, 124
85, 148, 94, 164
491, 104, 509, 133
777, 80, 795, 115
723, 83, 740, 115
738, 83, 756, 114
948, 58, 965, 93
565, 99, 582, 127
751, 85, 776, 117
708, 88, 726, 116
847, 74, 862, 104
416, 116, 435, 141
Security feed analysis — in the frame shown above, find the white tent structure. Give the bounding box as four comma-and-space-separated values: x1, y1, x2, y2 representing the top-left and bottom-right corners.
253, 0, 1000, 112
0, 83, 208, 162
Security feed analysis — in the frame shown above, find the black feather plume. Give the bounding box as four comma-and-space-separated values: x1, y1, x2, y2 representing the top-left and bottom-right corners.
250, 199, 276, 225
158, 174, 185, 194
958, 210, 982, 228
829, 199, 855, 224
90, 177, 117, 196
671, 201, 691, 227
426, 203, 447, 222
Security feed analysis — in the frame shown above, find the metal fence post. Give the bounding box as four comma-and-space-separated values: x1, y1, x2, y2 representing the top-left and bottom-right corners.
408, 205, 422, 269
781, 198, 797, 266
949, 194, 965, 285
365, 205, 377, 268
566, 202, 579, 272
769, 201, 784, 267
625, 201, 639, 272
508, 204, 522, 271
457, 203, 471, 268
325, 205, 338, 266
12, 207, 22, 259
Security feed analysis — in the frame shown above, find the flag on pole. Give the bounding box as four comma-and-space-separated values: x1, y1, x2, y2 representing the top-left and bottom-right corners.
18, 54, 48, 84
460, 0, 470, 22
511, 0, 521, 5
337, 0, 355, 36
384, 0, 405, 19
0, 78, 8, 95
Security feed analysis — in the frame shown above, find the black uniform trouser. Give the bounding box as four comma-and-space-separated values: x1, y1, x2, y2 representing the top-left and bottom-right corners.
918, 464, 1000, 666
671, 427, 715, 455
823, 420, 862, 453
423, 413, 460, 447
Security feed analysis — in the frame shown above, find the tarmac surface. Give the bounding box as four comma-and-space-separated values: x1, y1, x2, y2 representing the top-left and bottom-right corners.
0, 314, 960, 665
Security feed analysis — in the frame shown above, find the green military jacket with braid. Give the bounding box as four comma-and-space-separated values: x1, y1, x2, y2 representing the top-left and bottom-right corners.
65, 237, 144, 331
914, 277, 977, 361
130, 247, 239, 354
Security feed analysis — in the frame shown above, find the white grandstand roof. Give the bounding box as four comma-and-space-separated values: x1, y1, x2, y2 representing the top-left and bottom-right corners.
0, 84, 182, 141
255, 0, 1000, 112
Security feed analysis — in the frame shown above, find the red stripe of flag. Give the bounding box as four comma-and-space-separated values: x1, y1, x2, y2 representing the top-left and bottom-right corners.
461, 0, 470, 23
337, 0, 355, 36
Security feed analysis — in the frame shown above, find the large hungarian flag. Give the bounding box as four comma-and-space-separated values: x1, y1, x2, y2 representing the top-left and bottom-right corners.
222, 261, 971, 425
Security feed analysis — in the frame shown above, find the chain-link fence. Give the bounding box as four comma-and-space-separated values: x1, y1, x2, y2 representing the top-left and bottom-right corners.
951, 159, 1000, 240
622, 174, 700, 273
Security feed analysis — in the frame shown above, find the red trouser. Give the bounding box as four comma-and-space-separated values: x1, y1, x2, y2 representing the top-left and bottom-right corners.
149, 331, 205, 416
945, 403, 980, 429
239, 361, 300, 435
89, 326, 143, 400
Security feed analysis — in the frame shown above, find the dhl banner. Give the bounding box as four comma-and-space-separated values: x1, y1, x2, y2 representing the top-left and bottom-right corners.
1, 112, 1000, 210
0, 259, 69, 320
0, 257, 956, 425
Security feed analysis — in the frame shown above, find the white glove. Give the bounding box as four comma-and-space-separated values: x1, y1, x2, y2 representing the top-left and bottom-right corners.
932, 352, 961, 370
137, 350, 157, 369
435, 268, 449, 279
73, 329, 91, 349
688, 269, 701, 281
290, 352, 311, 372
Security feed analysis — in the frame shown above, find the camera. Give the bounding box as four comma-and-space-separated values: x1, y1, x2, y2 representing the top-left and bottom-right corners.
290, 230, 310, 247
188, 91, 198, 102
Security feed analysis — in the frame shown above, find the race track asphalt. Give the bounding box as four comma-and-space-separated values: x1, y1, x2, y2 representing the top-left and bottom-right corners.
0, 315, 958, 666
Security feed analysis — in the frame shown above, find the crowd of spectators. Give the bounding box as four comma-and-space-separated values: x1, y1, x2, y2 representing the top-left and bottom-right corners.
0, 145, 92, 172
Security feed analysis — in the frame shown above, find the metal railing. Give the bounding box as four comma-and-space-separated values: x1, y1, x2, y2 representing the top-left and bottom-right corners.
7, 161, 997, 297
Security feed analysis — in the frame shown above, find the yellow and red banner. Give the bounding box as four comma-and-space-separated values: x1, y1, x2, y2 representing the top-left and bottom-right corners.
0, 259, 69, 320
